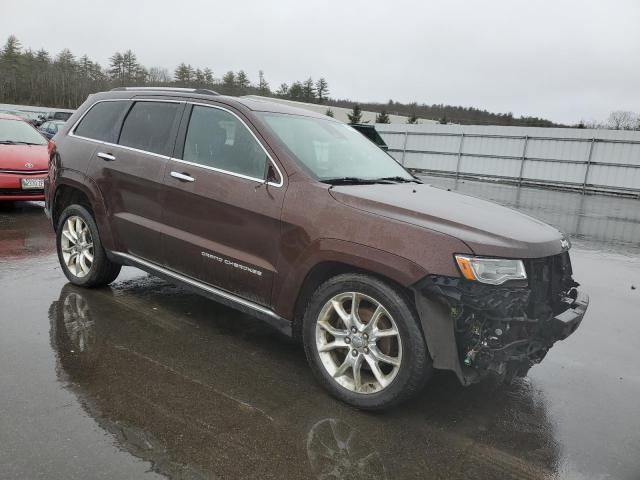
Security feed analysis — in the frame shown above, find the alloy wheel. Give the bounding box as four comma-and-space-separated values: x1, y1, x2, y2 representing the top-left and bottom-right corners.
60, 215, 94, 278
315, 292, 402, 394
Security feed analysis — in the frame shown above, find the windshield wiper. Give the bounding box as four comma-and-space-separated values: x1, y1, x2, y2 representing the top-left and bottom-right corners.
321, 177, 394, 185
375, 176, 423, 184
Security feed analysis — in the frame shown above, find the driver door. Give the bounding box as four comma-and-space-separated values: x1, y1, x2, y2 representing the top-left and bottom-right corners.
162, 103, 286, 306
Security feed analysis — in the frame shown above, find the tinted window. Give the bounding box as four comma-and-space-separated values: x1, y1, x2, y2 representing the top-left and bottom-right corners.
183, 106, 266, 179
53, 112, 72, 121
74, 101, 130, 142
118, 102, 180, 156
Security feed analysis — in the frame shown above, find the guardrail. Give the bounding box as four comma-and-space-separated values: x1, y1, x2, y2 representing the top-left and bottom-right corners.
376, 125, 640, 197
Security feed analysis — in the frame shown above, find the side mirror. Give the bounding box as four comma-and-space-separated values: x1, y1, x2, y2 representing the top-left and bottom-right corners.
266, 163, 279, 184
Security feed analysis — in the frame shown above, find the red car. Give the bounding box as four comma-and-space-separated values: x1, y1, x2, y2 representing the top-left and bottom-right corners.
0, 113, 49, 202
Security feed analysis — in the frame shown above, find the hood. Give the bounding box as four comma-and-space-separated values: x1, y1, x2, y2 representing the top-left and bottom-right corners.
329, 183, 565, 259
0, 144, 48, 171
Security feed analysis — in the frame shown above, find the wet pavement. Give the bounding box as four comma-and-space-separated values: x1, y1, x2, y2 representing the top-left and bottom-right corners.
0, 182, 639, 480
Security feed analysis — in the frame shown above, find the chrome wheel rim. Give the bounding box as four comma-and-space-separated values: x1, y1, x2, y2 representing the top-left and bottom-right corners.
315, 292, 402, 394
61, 216, 94, 278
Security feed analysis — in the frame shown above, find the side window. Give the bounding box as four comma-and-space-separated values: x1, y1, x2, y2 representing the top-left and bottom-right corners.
183, 105, 266, 179
118, 101, 180, 156
74, 101, 130, 142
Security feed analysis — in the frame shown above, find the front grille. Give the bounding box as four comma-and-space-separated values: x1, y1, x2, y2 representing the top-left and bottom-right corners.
0, 189, 44, 195
525, 252, 574, 317
0, 170, 48, 175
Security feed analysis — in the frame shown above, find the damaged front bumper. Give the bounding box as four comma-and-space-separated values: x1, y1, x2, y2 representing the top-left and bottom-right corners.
411, 273, 589, 385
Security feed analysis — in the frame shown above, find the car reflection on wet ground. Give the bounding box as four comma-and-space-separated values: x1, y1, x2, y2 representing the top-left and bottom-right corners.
0, 181, 639, 479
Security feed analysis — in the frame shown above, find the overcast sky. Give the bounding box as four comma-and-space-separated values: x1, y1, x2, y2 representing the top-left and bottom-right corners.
2, 0, 639, 124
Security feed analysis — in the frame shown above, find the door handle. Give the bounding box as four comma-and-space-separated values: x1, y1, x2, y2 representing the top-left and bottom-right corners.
97, 152, 116, 161
170, 171, 195, 182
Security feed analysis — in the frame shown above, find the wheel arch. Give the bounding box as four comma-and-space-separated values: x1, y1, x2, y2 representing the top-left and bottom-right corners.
52, 174, 114, 251
280, 239, 428, 340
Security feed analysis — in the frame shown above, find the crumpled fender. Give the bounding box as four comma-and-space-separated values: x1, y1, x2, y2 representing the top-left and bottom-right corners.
411, 277, 475, 385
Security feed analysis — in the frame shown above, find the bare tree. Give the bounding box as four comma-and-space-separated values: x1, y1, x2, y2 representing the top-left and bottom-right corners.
607, 110, 638, 130
148, 66, 170, 85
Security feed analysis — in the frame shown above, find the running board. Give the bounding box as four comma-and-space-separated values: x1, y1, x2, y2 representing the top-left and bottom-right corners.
111, 251, 292, 337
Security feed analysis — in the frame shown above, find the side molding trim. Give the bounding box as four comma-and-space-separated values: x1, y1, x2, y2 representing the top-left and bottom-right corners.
111, 251, 292, 336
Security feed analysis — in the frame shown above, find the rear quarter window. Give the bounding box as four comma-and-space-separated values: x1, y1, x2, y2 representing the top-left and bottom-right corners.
74, 101, 130, 143
118, 101, 180, 156
53, 112, 72, 121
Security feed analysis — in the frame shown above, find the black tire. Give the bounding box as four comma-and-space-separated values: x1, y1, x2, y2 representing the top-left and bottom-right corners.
56, 204, 121, 288
302, 273, 433, 410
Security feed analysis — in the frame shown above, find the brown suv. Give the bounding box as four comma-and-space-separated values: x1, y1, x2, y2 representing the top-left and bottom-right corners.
44, 87, 588, 410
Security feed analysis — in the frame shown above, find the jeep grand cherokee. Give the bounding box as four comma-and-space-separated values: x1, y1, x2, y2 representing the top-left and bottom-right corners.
45, 87, 588, 410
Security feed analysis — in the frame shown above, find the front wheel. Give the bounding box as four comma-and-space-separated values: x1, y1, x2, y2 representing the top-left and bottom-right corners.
56, 204, 121, 288
302, 273, 433, 410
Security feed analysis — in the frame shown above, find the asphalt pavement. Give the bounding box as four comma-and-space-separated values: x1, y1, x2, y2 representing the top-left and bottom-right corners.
1, 180, 638, 480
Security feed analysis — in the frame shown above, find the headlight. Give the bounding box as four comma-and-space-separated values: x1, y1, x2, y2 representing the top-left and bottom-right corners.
455, 255, 527, 285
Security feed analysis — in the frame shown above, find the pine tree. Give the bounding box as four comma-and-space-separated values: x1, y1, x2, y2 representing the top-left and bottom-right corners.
258, 70, 270, 95
325, 108, 334, 118
375, 110, 390, 124
347, 104, 362, 124
407, 112, 419, 124
302, 77, 316, 103
108, 52, 125, 84
236, 70, 250, 91
174, 63, 194, 85
316, 78, 329, 103
203, 68, 214, 86
122, 50, 140, 84
194, 68, 205, 86
0, 36, 23, 103
288, 81, 303, 100
222, 70, 236, 90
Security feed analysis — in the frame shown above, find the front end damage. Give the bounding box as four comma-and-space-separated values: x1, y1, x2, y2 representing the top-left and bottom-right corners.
412, 252, 589, 384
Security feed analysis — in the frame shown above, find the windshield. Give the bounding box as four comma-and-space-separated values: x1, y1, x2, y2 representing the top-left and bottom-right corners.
0, 118, 47, 145
259, 113, 412, 182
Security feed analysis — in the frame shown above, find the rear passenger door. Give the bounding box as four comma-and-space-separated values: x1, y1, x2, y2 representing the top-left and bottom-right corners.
87, 99, 185, 264
162, 102, 286, 306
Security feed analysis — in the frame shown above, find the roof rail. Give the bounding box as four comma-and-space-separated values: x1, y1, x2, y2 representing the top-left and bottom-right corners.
110, 87, 220, 96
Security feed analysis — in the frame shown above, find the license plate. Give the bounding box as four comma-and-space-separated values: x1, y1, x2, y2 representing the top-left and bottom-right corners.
21, 178, 44, 190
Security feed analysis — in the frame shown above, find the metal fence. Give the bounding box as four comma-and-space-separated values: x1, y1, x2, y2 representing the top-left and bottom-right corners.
376, 124, 640, 197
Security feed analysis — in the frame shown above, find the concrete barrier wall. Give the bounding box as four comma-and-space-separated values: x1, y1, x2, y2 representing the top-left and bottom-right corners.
376, 124, 640, 197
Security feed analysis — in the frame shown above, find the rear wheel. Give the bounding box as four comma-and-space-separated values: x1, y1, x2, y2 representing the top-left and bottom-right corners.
303, 273, 432, 410
56, 204, 121, 287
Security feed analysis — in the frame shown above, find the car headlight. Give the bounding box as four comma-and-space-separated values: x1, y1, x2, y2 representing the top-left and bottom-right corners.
455, 255, 527, 285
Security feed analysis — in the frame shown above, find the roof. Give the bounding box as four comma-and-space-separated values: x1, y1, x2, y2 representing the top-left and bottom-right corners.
0, 113, 24, 121
99, 87, 335, 121
234, 96, 331, 119
242, 95, 438, 125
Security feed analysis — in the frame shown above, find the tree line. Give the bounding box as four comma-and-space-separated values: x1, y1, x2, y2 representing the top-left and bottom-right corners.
1, 35, 636, 129
0, 35, 334, 109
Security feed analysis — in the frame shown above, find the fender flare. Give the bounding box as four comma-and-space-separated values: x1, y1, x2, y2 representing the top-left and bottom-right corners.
52, 170, 115, 251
